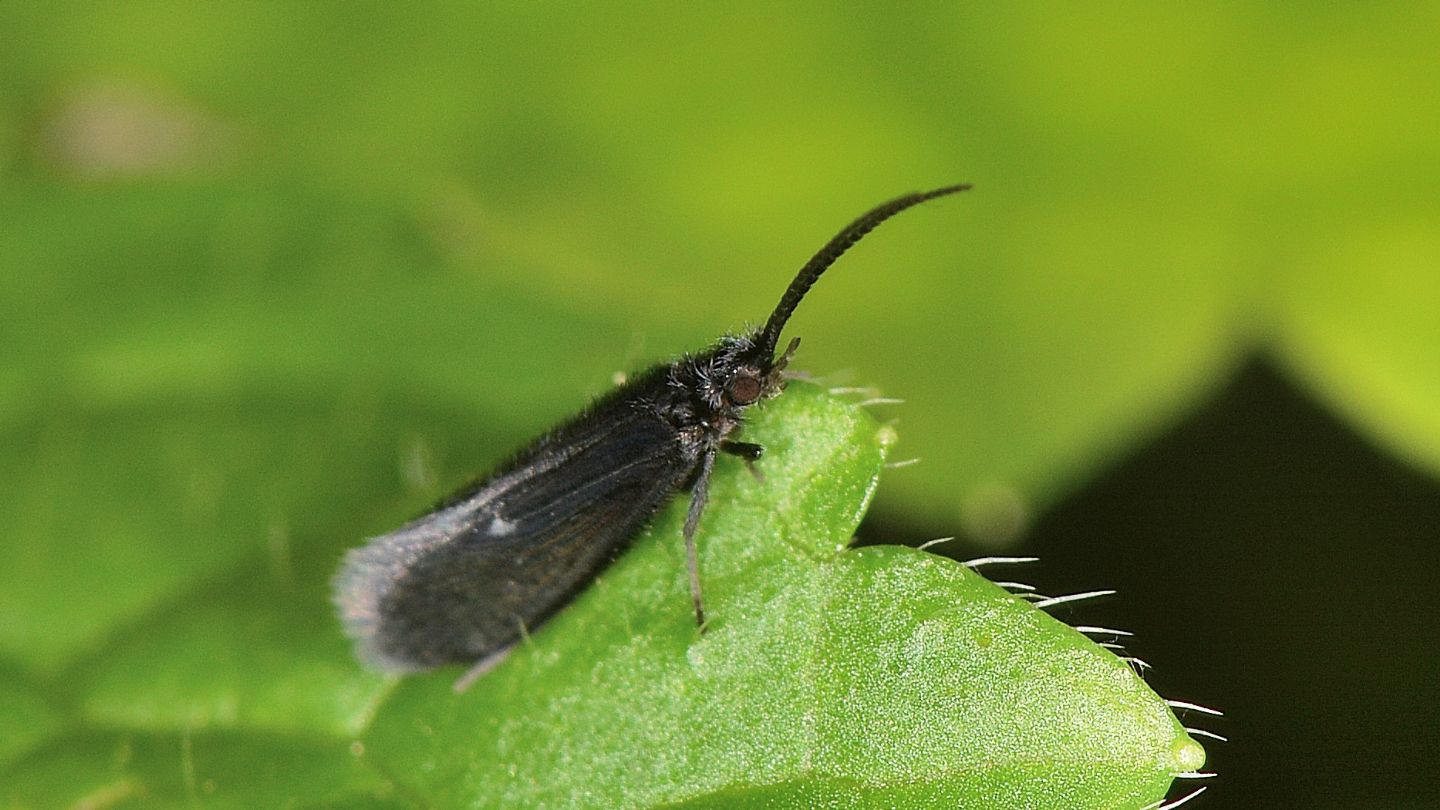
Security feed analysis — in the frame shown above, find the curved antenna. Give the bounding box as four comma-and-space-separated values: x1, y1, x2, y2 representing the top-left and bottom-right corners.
755, 184, 970, 357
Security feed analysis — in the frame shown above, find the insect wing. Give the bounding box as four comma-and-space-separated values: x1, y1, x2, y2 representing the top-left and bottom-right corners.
335, 407, 693, 671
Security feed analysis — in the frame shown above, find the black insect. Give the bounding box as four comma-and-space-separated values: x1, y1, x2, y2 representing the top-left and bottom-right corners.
334, 185, 968, 688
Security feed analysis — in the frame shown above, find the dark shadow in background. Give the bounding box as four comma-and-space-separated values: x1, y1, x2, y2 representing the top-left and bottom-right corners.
861, 359, 1440, 808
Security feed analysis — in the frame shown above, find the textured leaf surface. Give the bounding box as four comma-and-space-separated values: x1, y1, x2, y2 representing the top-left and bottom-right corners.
361, 385, 1202, 807
0, 385, 1200, 808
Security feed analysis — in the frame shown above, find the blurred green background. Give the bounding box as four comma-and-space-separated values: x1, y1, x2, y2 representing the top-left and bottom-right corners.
2, 3, 1437, 807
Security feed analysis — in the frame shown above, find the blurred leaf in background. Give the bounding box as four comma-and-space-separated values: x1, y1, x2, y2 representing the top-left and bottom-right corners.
1, 2, 1436, 807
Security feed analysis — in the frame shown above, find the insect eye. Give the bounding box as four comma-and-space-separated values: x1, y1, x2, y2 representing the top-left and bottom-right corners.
726, 373, 763, 405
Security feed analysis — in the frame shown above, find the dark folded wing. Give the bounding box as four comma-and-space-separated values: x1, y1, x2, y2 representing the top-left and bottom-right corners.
333, 407, 694, 671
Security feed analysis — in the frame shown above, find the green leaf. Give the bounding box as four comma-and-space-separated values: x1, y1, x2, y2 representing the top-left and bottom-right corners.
2, 732, 397, 810
0, 669, 64, 769
360, 384, 1203, 808
0, 183, 626, 675
1269, 228, 1440, 478
0, 383, 1202, 807
8, 3, 1439, 536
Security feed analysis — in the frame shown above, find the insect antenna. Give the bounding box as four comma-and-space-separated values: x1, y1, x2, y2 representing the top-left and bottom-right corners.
755, 183, 971, 358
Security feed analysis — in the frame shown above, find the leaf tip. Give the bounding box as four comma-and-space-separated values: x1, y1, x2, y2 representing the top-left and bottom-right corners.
1170, 735, 1208, 774
875, 423, 899, 451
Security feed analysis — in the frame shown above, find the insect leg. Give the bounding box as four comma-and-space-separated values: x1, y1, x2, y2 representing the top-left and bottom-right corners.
772, 337, 801, 372
453, 615, 533, 692
721, 440, 765, 482
683, 447, 717, 629
453, 643, 515, 693
766, 337, 803, 389
721, 440, 763, 461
